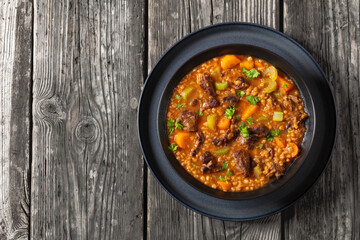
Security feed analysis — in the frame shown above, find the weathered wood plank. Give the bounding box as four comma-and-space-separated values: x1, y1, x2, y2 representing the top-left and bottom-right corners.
0, 0, 32, 239
283, 0, 360, 239
31, 0, 144, 239
147, 1, 281, 239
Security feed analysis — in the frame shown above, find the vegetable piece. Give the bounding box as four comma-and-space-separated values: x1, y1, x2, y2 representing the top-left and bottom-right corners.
226, 169, 233, 176
273, 91, 283, 99
253, 166, 261, 179
181, 87, 194, 100
218, 181, 232, 191
174, 131, 191, 148
273, 111, 284, 121
287, 142, 300, 158
217, 116, 231, 130
266, 129, 280, 141
246, 116, 253, 125
274, 137, 286, 148
264, 78, 277, 93
221, 55, 240, 70
241, 104, 259, 120
224, 105, 236, 119
207, 114, 218, 130
215, 82, 228, 90
246, 96, 261, 105
277, 76, 294, 94
176, 103, 185, 109
236, 91, 245, 97
175, 94, 182, 99
239, 122, 249, 138
214, 147, 230, 156
257, 116, 269, 123
210, 65, 221, 79
220, 161, 229, 171
263, 66, 278, 81
175, 119, 184, 130
242, 67, 260, 79
197, 110, 203, 116
239, 56, 254, 70
167, 119, 175, 135
168, 144, 178, 151
256, 144, 263, 149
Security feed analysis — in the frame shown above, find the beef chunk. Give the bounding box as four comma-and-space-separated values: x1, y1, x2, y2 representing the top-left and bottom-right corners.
274, 164, 285, 179
212, 118, 239, 146
200, 151, 220, 173
179, 110, 198, 132
290, 112, 308, 129
189, 98, 198, 106
231, 77, 248, 90
282, 95, 300, 111
222, 94, 239, 108
191, 131, 204, 157
201, 97, 220, 110
238, 125, 269, 149
238, 134, 258, 149
251, 125, 269, 138
233, 150, 252, 177
199, 73, 217, 97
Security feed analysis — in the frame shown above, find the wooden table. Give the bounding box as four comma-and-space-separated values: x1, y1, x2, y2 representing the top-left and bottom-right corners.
0, 0, 359, 239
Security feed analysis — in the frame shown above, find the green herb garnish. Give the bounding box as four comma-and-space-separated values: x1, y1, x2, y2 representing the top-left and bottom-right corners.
266, 129, 280, 141
236, 115, 241, 121
197, 110, 203, 116
176, 103, 185, 109
224, 105, 236, 119
242, 67, 260, 79
246, 116, 253, 125
236, 91, 245, 97
256, 144, 263, 149
168, 144, 178, 151
246, 96, 261, 105
283, 84, 289, 88
167, 119, 175, 135
219, 176, 227, 182
226, 169, 233, 176
220, 162, 228, 171
175, 94, 182, 99
239, 122, 249, 138
175, 119, 184, 130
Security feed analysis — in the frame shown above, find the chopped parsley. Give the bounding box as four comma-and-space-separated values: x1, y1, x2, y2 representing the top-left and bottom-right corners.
242, 67, 260, 79
220, 162, 228, 171
256, 144, 263, 149
226, 169, 233, 176
167, 119, 175, 135
239, 122, 249, 138
246, 116, 253, 125
175, 94, 182, 99
236, 115, 241, 121
236, 91, 245, 97
197, 110, 203, 116
219, 176, 227, 182
246, 96, 261, 105
175, 119, 184, 130
266, 129, 280, 142
168, 144, 178, 151
283, 84, 289, 88
176, 103, 185, 109
224, 105, 236, 119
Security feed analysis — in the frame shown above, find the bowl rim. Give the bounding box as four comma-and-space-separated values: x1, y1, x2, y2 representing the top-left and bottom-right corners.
138, 22, 337, 220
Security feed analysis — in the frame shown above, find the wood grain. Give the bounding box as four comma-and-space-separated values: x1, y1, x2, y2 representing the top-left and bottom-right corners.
147, 0, 281, 239
0, 0, 32, 239
31, 0, 144, 239
283, 0, 360, 239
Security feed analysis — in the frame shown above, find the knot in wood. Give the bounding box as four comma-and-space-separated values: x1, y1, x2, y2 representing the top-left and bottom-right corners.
75, 117, 99, 143
38, 99, 65, 120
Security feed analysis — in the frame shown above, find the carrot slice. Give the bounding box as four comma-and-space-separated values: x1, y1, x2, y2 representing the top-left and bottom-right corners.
221, 55, 240, 70
275, 137, 286, 148
287, 142, 300, 158
241, 104, 259, 120
174, 131, 191, 149
218, 181, 232, 191
277, 76, 294, 94
217, 116, 231, 130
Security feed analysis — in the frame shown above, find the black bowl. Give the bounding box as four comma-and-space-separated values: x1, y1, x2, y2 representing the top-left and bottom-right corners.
138, 23, 336, 220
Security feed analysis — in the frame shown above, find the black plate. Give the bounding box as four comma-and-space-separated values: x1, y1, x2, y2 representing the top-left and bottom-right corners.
138, 23, 336, 220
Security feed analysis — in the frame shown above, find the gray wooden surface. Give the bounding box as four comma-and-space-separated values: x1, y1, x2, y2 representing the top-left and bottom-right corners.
0, 0, 359, 239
